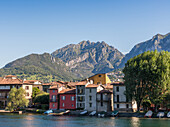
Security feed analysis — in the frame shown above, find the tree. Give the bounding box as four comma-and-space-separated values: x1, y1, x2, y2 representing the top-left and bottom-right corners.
33, 92, 49, 104
123, 50, 170, 111
32, 87, 40, 100
6, 87, 29, 112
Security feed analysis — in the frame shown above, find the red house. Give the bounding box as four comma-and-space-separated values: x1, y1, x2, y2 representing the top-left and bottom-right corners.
49, 86, 58, 109
59, 89, 76, 110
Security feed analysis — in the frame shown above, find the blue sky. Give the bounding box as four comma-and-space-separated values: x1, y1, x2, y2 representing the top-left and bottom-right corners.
0, 0, 170, 68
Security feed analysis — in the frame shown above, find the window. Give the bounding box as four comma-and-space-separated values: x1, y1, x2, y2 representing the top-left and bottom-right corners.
116, 86, 119, 92
52, 95, 56, 102
80, 103, 82, 107
53, 90, 55, 93
126, 104, 129, 108
26, 92, 29, 96
89, 89, 92, 93
72, 104, 74, 107
53, 104, 55, 107
98, 75, 101, 77
63, 103, 65, 107
89, 103, 92, 107
89, 96, 92, 101
62, 96, 65, 100
25, 86, 29, 90
117, 95, 119, 102
71, 96, 74, 101
79, 96, 83, 101
117, 104, 119, 108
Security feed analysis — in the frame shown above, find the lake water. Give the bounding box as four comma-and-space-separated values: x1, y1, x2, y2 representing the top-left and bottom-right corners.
0, 113, 170, 127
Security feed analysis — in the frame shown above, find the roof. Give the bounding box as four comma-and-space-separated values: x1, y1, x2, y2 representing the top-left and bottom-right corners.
57, 81, 65, 84
49, 86, 58, 90
104, 83, 113, 89
110, 82, 124, 86
75, 81, 87, 85
23, 80, 42, 85
0, 76, 23, 85
42, 82, 63, 87
86, 84, 98, 88
4, 75, 17, 78
59, 89, 76, 94
97, 90, 112, 94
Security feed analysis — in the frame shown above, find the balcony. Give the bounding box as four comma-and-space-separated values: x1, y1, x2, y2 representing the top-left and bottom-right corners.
50, 99, 58, 102
0, 96, 7, 99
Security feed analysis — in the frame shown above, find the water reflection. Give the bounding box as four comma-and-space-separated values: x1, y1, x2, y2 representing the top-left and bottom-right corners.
131, 117, 140, 127
0, 114, 170, 127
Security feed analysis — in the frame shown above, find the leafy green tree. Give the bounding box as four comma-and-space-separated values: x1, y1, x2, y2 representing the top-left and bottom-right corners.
32, 87, 40, 100
6, 87, 29, 112
123, 50, 170, 111
33, 92, 49, 104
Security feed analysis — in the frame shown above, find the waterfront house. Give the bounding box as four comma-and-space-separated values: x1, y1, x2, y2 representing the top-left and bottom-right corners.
96, 90, 113, 112
0, 75, 33, 108
76, 81, 89, 110
59, 89, 76, 110
49, 84, 67, 109
85, 84, 98, 111
111, 82, 137, 112
49, 86, 59, 109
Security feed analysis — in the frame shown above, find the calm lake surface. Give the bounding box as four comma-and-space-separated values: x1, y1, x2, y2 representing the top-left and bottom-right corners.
0, 113, 169, 127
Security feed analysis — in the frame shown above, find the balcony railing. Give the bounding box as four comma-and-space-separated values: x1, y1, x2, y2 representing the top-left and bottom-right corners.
0, 96, 7, 99
50, 99, 58, 102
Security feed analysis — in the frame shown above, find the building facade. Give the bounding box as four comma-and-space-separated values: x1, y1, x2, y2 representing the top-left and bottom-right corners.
76, 81, 88, 110
112, 82, 137, 112
88, 73, 111, 85
85, 84, 98, 111
49, 86, 59, 109
59, 89, 76, 110
96, 90, 113, 112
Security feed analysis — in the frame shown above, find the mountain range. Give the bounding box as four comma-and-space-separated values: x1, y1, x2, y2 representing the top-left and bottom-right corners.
0, 32, 169, 82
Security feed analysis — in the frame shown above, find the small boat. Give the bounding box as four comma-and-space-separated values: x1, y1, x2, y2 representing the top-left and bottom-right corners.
157, 112, 165, 118
80, 110, 88, 115
98, 111, 107, 118
98, 113, 105, 117
44, 110, 53, 114
63, 110, 70, 115
167, 111, 170, 118
48, 110, 70, 116
89, 111, 96, 116
111, 110, 118, 117
144, 110, 153, 118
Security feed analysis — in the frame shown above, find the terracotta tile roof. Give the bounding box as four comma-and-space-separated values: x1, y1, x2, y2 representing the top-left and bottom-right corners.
4, 75, 17, 78
57, 81, 65, 84
49, 86, 58, 90
42, 82, 63, 86
0, 77, 3, 81
97, 89, 112, 93
59, 89, 76, 94
23, 80, 42, 85
86, 84, 98, 88
0, 77, 23, 85
75, 81, 87, 85
104, 83, 113, 89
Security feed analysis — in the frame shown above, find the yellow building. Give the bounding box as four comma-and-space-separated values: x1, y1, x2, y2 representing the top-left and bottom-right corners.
88, 73, 111, 85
